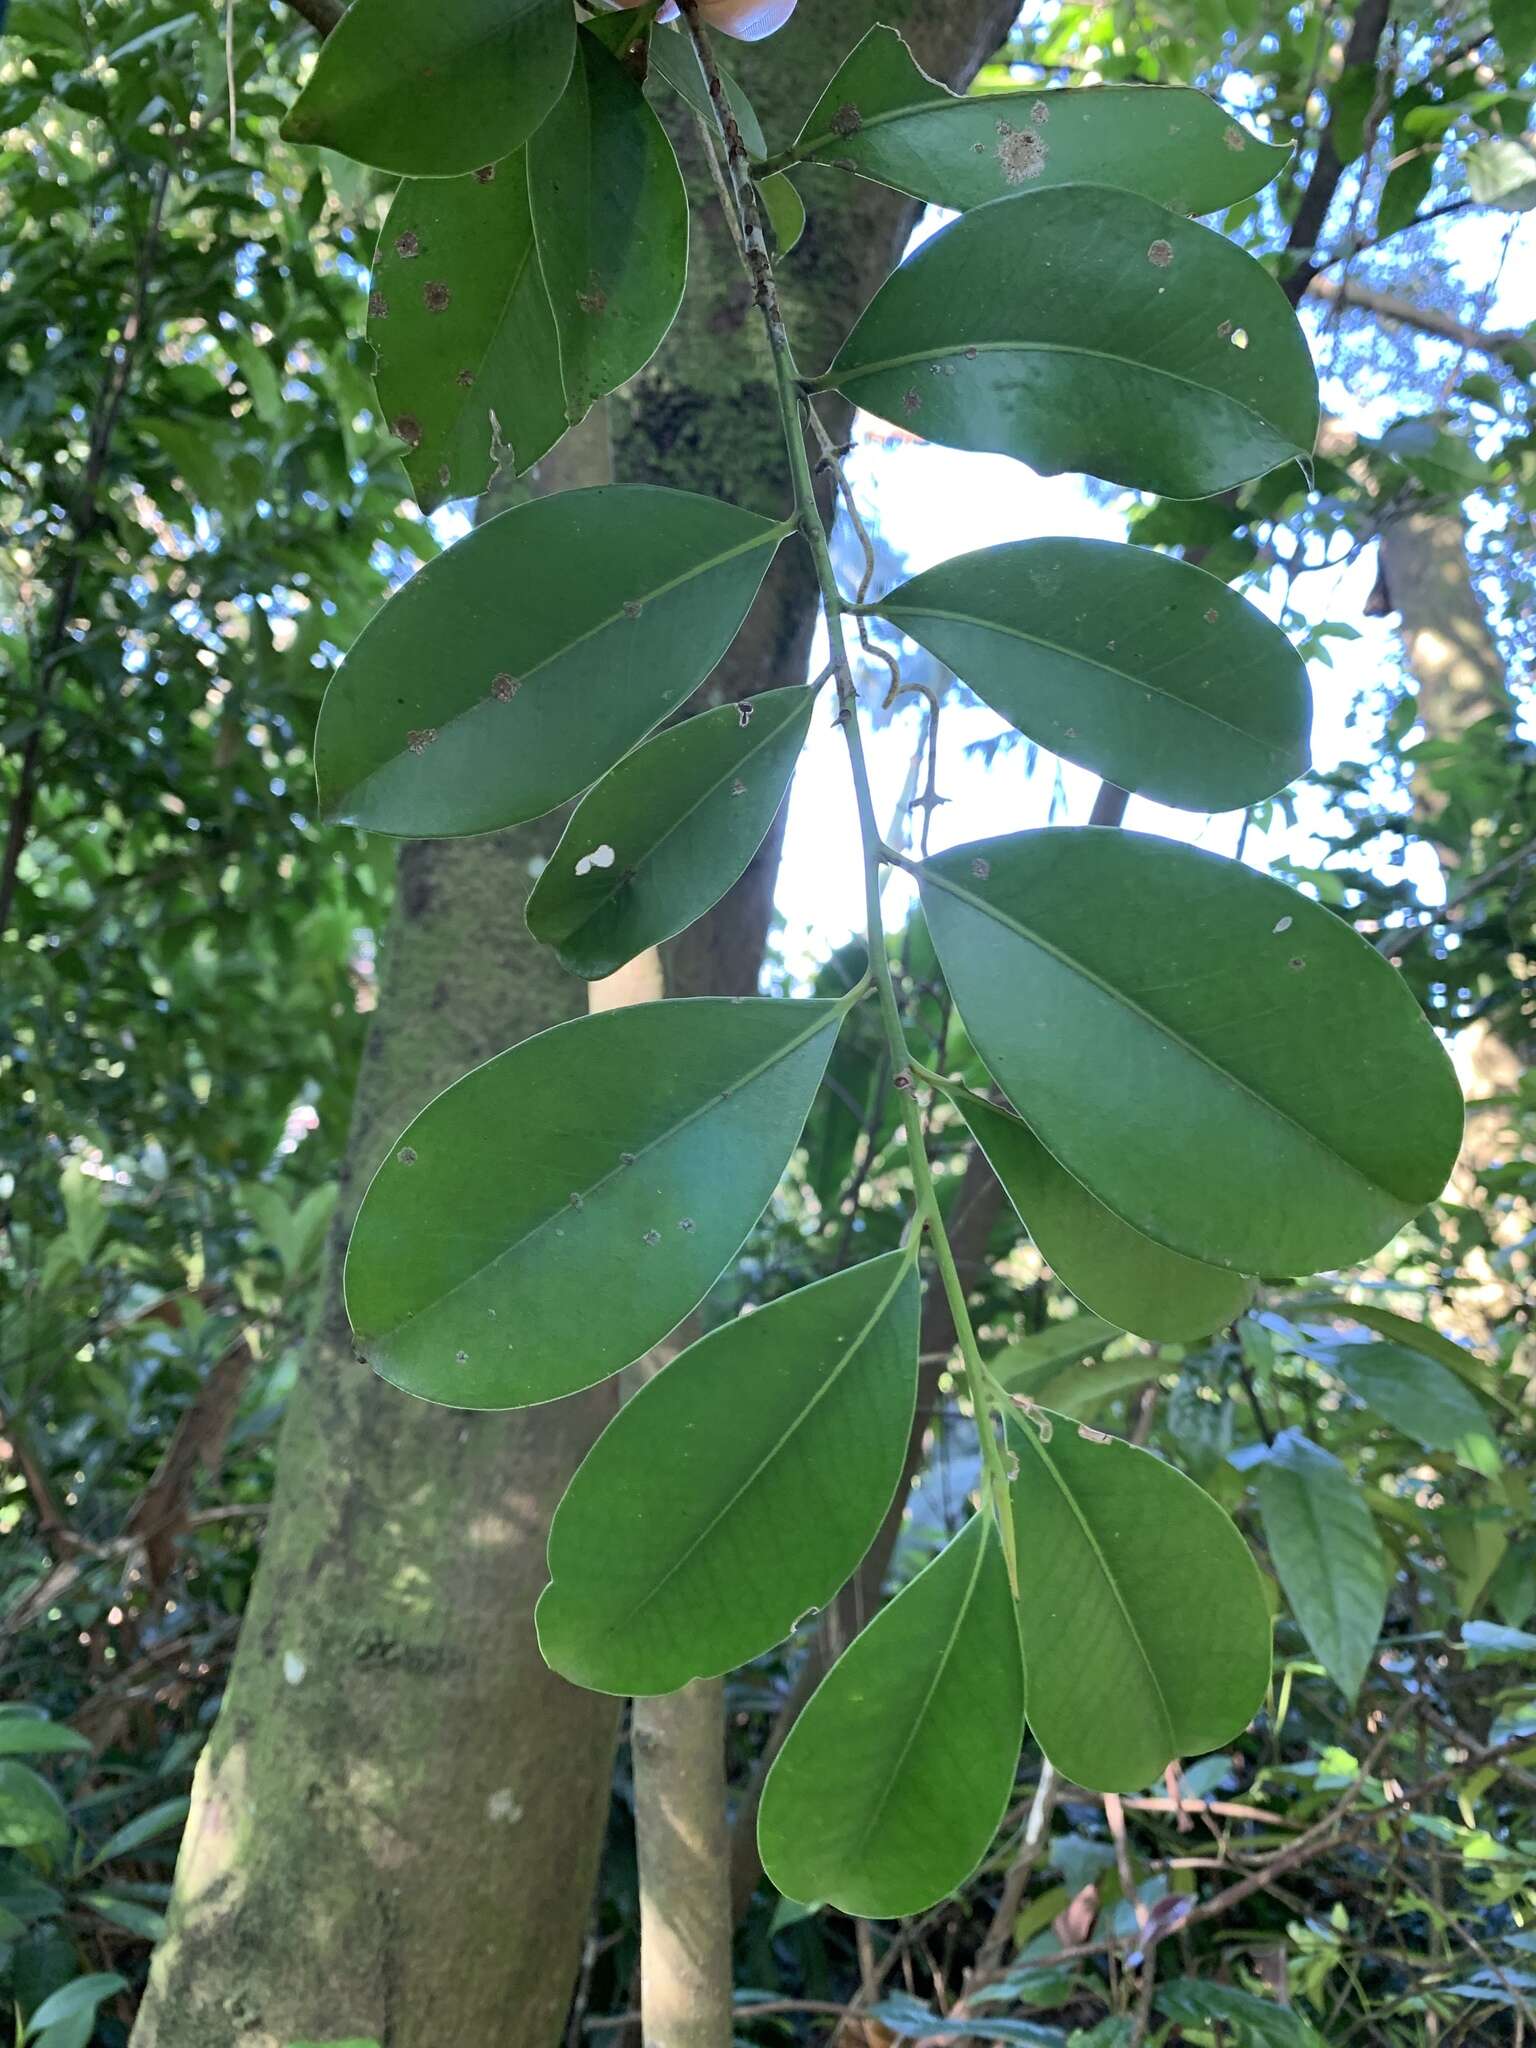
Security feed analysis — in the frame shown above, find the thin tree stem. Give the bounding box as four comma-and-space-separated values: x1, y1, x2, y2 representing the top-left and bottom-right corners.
675, 0, 1017, 1578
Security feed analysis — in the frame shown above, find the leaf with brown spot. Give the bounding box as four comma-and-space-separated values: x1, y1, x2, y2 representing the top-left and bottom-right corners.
786, 25, 1290, 214
371, 148, 565, 512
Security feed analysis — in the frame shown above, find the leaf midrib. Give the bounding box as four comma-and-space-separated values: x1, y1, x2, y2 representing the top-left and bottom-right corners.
1023, 1426, 1176, 1760
847, 1517, 995, 1870
368, 1000, 839, 1344
831, 339, 1298, 448
919, 859, 1397, 1212
585, 1251, 916, 1651
334, 513, 789, 809
542, 695, 812, 953
877, 600, 1290, 756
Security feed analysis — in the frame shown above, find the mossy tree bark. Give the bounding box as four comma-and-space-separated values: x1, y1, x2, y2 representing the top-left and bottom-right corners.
133, 8, 1017, 2043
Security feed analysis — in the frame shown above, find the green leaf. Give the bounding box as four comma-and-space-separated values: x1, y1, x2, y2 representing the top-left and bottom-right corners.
990, 1315, 1119, 1392
76, 1892, 167, 1941
1158, 1980, 1324, 2048
761, 172, 806, 256
528, 29, 688, 426
347, 998, 842, 1408
1288, 1298, 1514, 1413
953, 1089, 1253, 1343
789, 27, 1291, 214
1010, 1414, 1270, 1792
1492, 0, 1536, 74
821, 185, 1318, 500
758, 1511, 1023, 1917
23, 1975, 127, 2044
1332, 1341, 1499, 1475
527, 686, 814, 979
0, 1721, 91, 1759
279, 0, 575, 177
917, 830, 1463, 1275
646, 24, 766, 159
1466, 136, 1536, 210
875, 538, 1310, 812
1252, 1430, 1387, 1702
315, 486, 787, 837
0, 1761, 69, 1851
85, 1795, 189, 1869
538, 1251, 920, 1693
370, 153, 565, 512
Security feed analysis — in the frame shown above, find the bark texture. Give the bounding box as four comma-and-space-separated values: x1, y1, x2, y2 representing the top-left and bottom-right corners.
132, 426, 622, 2048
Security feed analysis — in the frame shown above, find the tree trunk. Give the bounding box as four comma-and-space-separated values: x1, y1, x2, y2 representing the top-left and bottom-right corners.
135, 7, 1019, 2040
1377, 499, 1524, 1178
132, 423, 622, 2048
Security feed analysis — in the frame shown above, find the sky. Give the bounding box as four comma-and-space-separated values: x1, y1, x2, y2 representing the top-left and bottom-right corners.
768, 198, 1536, 986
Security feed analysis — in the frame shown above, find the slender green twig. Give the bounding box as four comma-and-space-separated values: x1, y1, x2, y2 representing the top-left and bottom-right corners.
676, 0, 1017, 1584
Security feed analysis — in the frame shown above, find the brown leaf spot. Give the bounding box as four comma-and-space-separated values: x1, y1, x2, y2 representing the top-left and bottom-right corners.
730, 779, 747, 796
424, 280, 451, 313
736, 702, 753, 727
474, 162, 497, 183
678, 1217, 696, 1232
1217, 319, 1233, 338
830, 101, 863, 136
1223, 125, 1246, 151
456, 367, 476, 388
1030, 98, 1050, 124
576, 278, 608, 315
995, 122, 1048, 183
394, 230, 420, 259
406, 727, 438, 756
622, 599, 643, 619
491, 673, 519, 702
1204, 607, 1219, 624
1147, 238, 1174, 268
972, 857, 991, 880
1288, 956, 1307, 971
368, 291, 389, 320
902, 386, 922, 415
397, 1146, 418, 1165
438, 464, 451, 488
642, 1228, 662, 1247
391, 413, 423, 448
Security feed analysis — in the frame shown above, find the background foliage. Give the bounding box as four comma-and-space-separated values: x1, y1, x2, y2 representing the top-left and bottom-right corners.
2, 0, 1533, 2042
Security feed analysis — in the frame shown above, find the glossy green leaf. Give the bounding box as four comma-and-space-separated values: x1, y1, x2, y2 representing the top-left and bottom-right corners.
1291, 1298, 1515, 1414
1011, 1414, 1270, 1791
347, 998, 841, 1408
22, 1975, 127, 2045
315, 486, 787, 837
821, 185, 1318, 499
1252, 1429, 1387, 1701
646, 24, 767, 159
0, 1760, 68, 1851
370, 153, 565, 512
527, 686, 814, 979
875, 538, 1310, 811
538, 1251, 920, 1694
279, 0, 574, 178
918, 829, 1463, 1275
953, 1089, 1253, 1343
0, 1720, 90, 1758
1333, 1342, 1499, 1475
529, 29, 688, 426
761, 172, 806, 255
788, 27, 1290, 214
758, 1511, 1023, 1917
